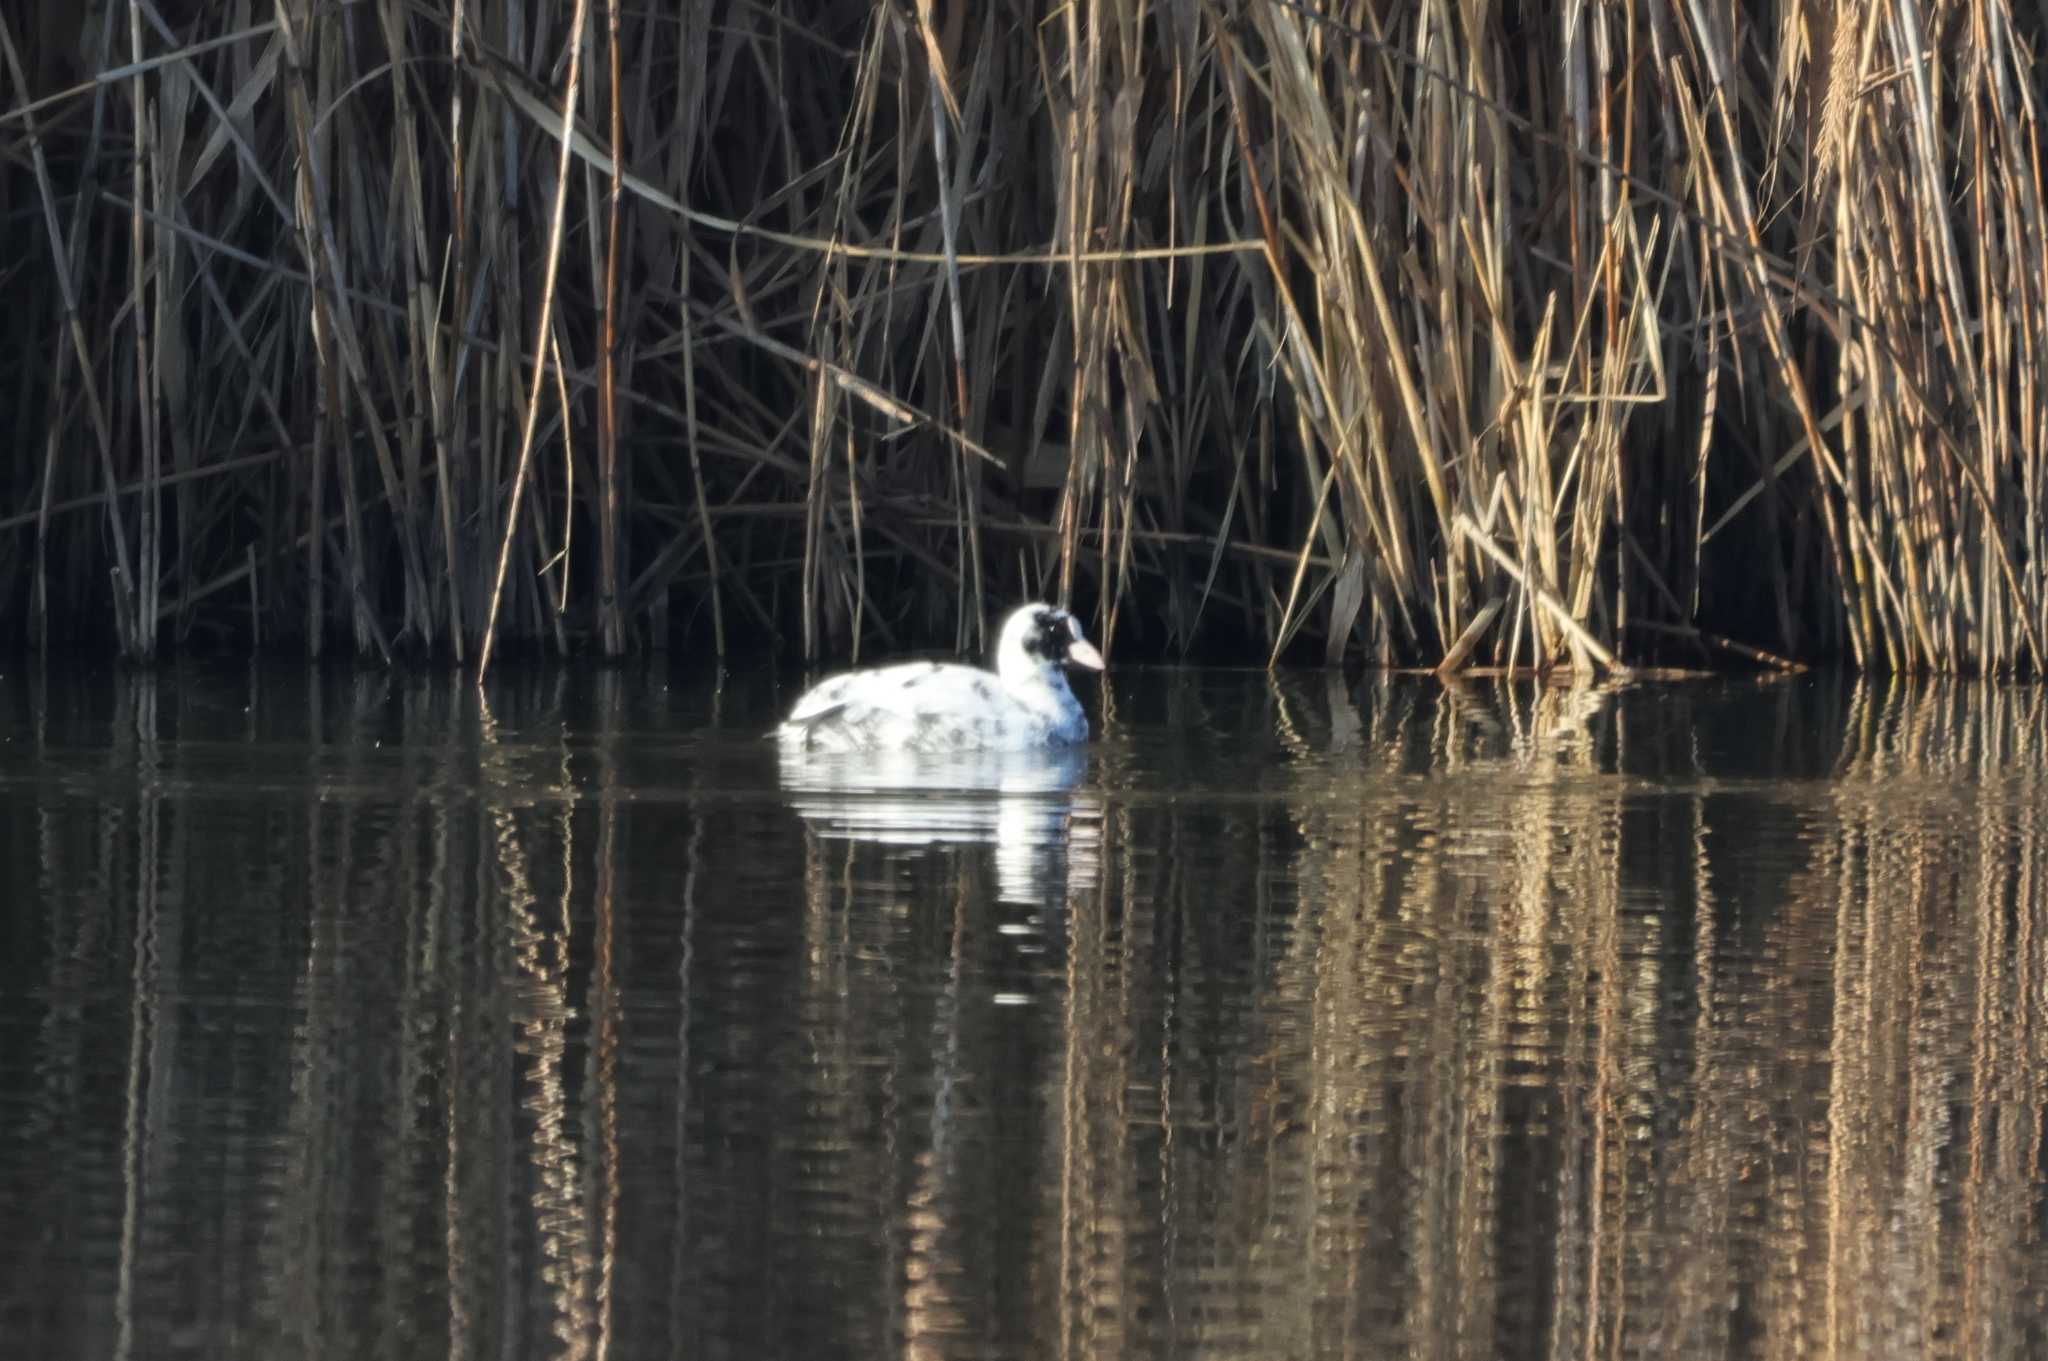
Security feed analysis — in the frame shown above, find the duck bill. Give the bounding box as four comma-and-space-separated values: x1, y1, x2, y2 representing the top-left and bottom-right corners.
1066, 640, 1106, 672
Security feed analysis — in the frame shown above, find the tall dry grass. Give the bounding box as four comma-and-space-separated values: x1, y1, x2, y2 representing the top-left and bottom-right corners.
1, 1, 2044, 670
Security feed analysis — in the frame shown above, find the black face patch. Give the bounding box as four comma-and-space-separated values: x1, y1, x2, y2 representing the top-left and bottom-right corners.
1022, 608, 1072, 662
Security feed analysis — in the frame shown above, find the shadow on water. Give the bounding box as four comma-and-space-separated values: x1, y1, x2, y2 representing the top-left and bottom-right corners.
1, 660, 2046, 1359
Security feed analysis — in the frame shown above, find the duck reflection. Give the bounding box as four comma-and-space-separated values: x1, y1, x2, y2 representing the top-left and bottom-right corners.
777, 744, 1098, 905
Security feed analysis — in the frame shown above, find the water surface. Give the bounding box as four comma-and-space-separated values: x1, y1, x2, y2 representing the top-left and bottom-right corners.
2, 662, 2045, 1359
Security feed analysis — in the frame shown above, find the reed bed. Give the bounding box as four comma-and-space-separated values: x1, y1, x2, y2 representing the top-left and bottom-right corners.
1, 1, 2044, 670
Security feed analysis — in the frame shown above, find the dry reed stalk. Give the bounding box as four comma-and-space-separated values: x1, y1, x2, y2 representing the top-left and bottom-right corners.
1, 1, 2046, 670
0, 11, 136, 650
595, 0, 625, 657
478, 0, 592, 679
127, 1, 156, 657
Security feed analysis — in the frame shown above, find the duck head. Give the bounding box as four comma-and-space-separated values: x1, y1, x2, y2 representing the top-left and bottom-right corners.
998, 603, 1105, 679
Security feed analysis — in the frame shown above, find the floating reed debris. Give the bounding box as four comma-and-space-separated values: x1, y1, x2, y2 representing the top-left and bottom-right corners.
1, 3, 2044, 671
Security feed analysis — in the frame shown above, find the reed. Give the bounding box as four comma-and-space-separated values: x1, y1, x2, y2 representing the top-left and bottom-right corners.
1, 1, 2043, 671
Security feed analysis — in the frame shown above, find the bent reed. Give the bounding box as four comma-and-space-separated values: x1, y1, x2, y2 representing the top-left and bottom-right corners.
1, 1, 2042, 673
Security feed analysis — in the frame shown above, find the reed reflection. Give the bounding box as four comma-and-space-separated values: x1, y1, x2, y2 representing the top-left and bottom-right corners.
1, 666, 2046, 1359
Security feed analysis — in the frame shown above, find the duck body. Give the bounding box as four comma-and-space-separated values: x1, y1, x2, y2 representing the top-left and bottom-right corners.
777, 604, 1104, 754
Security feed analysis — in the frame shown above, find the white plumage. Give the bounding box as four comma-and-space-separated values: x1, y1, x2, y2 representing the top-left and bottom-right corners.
776, 603, 1104, 753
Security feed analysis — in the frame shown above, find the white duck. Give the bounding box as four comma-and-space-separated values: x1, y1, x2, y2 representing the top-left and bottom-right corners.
776, 603, 1105, 753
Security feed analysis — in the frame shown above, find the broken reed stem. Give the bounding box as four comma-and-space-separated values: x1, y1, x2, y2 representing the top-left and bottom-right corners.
1456, 516, 1626, 675
1629, 620, 1806, 672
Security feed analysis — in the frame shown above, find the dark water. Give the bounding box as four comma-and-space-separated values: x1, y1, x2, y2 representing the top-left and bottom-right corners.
3, 661, 2046, 1360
